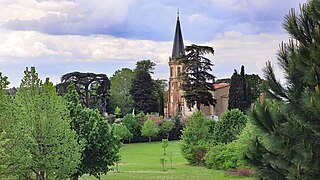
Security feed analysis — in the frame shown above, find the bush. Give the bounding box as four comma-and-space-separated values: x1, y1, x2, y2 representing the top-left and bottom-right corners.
205, 140, 246, 170
213, 109, 247, 144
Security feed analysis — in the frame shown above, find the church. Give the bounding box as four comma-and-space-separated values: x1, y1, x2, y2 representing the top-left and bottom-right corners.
167, 14, 230, 118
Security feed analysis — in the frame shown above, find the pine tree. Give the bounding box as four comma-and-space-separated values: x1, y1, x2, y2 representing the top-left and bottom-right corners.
244, 1, 320, 179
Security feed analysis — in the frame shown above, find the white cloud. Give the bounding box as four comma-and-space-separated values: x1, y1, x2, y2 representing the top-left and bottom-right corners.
0, 30, 172, 64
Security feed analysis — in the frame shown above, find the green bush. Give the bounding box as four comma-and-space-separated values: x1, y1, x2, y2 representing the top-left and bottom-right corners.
205, 140, 246, 170
213, 109, 247, 144
180, 111, 215, 165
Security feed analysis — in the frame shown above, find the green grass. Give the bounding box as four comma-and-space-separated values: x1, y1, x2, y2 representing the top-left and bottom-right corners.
80, 140, 253, 180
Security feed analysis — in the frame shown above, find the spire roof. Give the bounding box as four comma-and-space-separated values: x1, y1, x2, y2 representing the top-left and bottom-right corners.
171, 12, 185, 58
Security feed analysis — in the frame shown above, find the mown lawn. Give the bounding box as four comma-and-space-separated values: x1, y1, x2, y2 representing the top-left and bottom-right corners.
80, 140, 253, 180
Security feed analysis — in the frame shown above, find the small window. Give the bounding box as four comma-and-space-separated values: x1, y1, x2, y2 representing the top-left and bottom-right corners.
177, 67, 181, 76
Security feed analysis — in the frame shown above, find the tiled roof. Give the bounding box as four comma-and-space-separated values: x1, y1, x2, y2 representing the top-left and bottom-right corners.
214, 83, 230, 90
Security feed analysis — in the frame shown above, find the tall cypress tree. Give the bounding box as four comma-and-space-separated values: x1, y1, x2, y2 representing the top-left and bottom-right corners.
228, 65, 248, 111
245, 1, 320, 179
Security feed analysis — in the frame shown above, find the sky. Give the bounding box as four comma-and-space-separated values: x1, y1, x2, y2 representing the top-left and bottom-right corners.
0, 0, 307, 87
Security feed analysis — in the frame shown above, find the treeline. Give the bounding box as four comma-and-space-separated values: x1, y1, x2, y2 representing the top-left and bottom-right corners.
56, 59, 167, 117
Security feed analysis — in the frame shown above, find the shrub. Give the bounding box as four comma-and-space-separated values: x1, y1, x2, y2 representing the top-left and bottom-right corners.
205, 140, 246, 170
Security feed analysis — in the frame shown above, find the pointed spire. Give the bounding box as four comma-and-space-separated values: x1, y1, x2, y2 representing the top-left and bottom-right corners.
172, 11, 184, 58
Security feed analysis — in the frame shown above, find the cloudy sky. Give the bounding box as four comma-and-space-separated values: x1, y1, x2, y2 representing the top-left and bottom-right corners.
0, 0, 307, 87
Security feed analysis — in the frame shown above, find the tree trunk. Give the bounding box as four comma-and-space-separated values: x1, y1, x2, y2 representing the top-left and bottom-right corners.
197, 102, 201, 110
148, 137, 151, 142
39, 171, 45, 180
164, 147, 166, 155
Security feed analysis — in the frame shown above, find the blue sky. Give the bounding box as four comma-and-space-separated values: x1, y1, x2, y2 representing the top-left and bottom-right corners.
0, 0, 307, 87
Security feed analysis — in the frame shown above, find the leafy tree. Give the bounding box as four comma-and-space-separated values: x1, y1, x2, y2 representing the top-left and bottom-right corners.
109, 68, 135, 116
130, 60, 158, 113
160, 120, 174, 139
213, 109, 247, 144
65, 84, 120, 180
141, 118, 159, 142
178, 44, 216, 110
161, 139, 169, 155
180, 111, 214, 165
57, 71, 110, 113
122, 114, 140, 143
1, 68, 81, 179
245, 1, 320, 179
111, 123, 133, 142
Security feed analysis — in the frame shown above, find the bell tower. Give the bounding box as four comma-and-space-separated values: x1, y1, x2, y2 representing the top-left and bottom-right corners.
168, 12, 185, 117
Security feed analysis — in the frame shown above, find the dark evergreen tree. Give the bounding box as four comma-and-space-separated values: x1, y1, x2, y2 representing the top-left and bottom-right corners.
244, 1, 320, 179
245, 74, 262, 104
130, 60, 158, 113
178, 44, 216, 110
228, 66, 248, 111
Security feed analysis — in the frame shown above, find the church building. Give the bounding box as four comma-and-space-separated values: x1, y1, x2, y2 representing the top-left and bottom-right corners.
167, 13, 230, 118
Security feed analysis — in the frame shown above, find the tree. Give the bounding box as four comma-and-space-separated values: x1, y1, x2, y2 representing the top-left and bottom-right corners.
160, 120, 174, 139
213, 109, 247, 144
65, 84, 120, 180
109, 68, 135, 116
228, 66, 262, 111
245, 74, 262, 104
244, 1, 320, 179
153, 79, 168, 116
228, 66, 249, 111
57, 72, 110, 113
141, 118, 159, 142
122, 114, 140, 143
180, 111, 215, 165
161, 139, 169, 155
135, 59, 156, 74
130, 60, 158, 113
178, 44, 216, 110
0, 68, 81, 179
111, 123, 133, 142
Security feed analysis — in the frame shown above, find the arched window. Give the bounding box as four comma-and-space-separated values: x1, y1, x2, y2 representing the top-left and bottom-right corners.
170, 67, 174, 77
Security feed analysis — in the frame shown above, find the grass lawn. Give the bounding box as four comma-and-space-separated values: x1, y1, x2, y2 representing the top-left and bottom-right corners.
80, 140, 253, 180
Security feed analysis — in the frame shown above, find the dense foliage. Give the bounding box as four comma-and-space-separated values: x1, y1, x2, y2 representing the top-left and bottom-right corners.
65, 84, 120, 179
213, 109, 247, 144
180, 111, 215, 165
229, 66, 262, 111
0, 68, 81, 179
178, 44, 216, 110
130, 60, 158, 113
245, 1, 320, 179
205, 140, 246, 170
141, 118, 159, 142
109, 68, 135, 116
